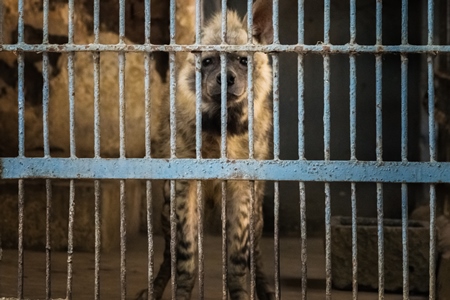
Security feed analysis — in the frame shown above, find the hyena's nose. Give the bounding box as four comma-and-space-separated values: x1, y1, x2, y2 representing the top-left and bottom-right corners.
216, 72, 235, 86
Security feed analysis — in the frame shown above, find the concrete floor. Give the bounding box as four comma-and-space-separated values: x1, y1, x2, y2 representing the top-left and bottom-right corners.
0, 235, 427, 300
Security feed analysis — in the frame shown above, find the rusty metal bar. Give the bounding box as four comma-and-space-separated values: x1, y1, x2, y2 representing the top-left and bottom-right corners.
323, 1, 332, 298
401, 2, 409, 299
42, 1, 52, 298
349, 3, 357, 298
17, 179, 24, 299
92, 1, 102, 299
297, 1, 307, 297
169, 0, 177, 298
66, 180, 75, 300
4, 43, 450, 54
94, 180, 101, 300
68, 0, 76, 159
272, 1, 280, 297
120, 180, 127, 300
375, 1, 385, 298
195, 2, 204, 298
143, 1, 154, 298
427, 0, 436, 297
17, 0, 25, 158
5, 158, 450, 182
118, 1, 127, 298
45, 179, 52, 300
221, 180, 228, 300
219, 2, 229, 299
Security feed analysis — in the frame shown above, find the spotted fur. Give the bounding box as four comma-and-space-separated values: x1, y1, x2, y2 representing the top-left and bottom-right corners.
138, 1, 273, 299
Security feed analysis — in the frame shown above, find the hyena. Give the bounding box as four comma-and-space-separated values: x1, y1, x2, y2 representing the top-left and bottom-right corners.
138, 1, 274, 299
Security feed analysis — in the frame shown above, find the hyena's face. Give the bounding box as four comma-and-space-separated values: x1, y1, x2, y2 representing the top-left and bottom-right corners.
201, 53, 249, 106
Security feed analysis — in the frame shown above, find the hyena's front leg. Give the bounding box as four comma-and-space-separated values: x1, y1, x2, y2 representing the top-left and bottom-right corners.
253, 181, 275, 300
227, 181, 251, 300
172, 180, 199, 299
226, 181, 274, 300
138, 180, 198, 300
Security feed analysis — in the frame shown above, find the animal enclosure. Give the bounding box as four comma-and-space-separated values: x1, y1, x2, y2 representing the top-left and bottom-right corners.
1, 0, 450, 299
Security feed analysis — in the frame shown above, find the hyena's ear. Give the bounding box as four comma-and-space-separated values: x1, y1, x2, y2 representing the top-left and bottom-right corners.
251, 0, 273, 44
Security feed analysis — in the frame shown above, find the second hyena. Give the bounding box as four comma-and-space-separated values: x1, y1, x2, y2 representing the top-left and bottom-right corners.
138, 1, 274, 299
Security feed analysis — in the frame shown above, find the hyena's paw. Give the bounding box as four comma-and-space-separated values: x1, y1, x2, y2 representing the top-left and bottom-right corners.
135, 289, 149, 300
256, 291, 276, 300
256, 283, 276, 300
135, 281, 166, 300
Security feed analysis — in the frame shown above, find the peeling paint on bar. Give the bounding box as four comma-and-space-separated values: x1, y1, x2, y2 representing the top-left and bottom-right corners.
2, 43, 450, 54
2, 158, 450, 183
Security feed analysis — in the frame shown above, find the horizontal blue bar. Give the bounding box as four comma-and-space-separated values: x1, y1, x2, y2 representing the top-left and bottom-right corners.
2, 44, 450, 54
1, 158, 449, 183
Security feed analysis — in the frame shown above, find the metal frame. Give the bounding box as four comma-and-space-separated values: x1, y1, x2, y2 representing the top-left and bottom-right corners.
0, 0, 445, 299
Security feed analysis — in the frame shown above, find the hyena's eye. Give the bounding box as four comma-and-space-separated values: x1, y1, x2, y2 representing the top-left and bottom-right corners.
239, 57, 248, 66
202, 58, 213, 67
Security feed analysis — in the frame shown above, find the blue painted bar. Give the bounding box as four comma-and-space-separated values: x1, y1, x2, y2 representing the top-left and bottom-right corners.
349, 55, 356, 160
351, 182, 357, 300
3, 158, 450, 182
118, 52, 126, 159
427, 1, 436, 298
220, 54, 228, 158
17, 179, 24, 299
272, 54, 280, 159
93, 0, 101, 159
169, 2, 177, 298
67, 0, 76, 158
119, 179, 127, 300
4, 43, 450, 54
66, 179, 75, 300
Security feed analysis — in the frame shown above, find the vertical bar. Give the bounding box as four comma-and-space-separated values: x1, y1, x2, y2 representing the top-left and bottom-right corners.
143, 1, 154, 298
17, 0, 25, 158
120, 180, 127, 300
45, 179, 53, 300
271, 0, 280, 295
350, 182, 357, 299
68, 0, 76, 158
169, 1, 177, 298
118, 0, 127, 298
323, 1, 332, 298
66, 1, 76, 299
246, 1, 257, 299
42, 0, 50, 158
94, 180, 101, 300
195, 1, 204, 298
298, 1, 307, 298
42, 1, 52, 298
221, 181, 228, 300
273, 181, 280, 300
220, 2, 228, 299
375, 1, 385, 299
169, 180, 177, 300
272, 56, 280, 160
349, 1, 357, 298
93, 0, 101, 159
427, 1, 436, 298
220, 54, 228, 158
66, 180, 75, 300
272, 0, 280, 295
92, 1, 102, 300
145, 180, 154, 299
400, 1, 409, 299
247, 0, 254, 159
17, 180, 24, 299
